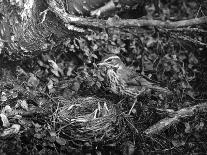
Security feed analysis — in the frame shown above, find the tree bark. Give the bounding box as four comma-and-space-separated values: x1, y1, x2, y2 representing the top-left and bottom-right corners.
1, 0, 206, 60
144, 102, 207, 136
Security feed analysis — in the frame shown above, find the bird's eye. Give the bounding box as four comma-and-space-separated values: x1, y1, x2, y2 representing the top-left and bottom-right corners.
105, 59, 113, 63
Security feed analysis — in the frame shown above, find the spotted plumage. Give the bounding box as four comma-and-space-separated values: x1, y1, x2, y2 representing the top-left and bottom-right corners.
98, 55, 170, 97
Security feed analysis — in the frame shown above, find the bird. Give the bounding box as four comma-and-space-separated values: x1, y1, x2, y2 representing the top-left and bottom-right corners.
98, 55, 171, 114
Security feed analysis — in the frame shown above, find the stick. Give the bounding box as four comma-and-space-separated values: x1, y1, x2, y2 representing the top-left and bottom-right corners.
47, 0, 207, 29
144, 102, 207, 136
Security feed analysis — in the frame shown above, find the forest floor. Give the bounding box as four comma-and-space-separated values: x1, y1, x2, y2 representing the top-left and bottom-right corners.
0, 1, 207, 155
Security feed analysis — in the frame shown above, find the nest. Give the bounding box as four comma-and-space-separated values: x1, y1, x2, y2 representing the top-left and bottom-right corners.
57, 96, 120, 145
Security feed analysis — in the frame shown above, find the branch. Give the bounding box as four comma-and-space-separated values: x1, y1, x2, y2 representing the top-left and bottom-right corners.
106, 17, 207, 28
48, 0, 207, 29
144, 102, 207, 136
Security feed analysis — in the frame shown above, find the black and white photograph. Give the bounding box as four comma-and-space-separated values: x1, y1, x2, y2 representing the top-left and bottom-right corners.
0, 0, 207, 154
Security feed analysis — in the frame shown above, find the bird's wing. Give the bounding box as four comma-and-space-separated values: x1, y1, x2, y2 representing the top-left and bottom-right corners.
124, 70, 171, 93
136, 76, 171, 93
118, 68, 142, 86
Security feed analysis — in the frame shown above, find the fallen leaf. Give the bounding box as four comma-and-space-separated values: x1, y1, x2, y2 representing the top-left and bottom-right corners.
1, 124, 21, 137
122, 141, 135, 155
27, 73, 39, 87
184, 122, 191, 133
10, 90, 18, 99
16, 100, 29, 111
48, 60, 63, 77
56, 137, 67, 146
0, 113, 10, 127
47, 79, 54, 90
34, 133, 43, 139
20, 100, 29, 111
49, 131, 56, 137
1, 105, 12, 115
0, 92, 7, 102
67, 66, 74, 76
71, 82, 80, 91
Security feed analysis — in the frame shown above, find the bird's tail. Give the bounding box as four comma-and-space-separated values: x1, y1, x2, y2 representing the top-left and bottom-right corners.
149, 85, 171, 94
138, 76, 171, 94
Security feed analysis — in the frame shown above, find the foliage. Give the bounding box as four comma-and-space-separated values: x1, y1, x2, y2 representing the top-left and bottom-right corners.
0, 0, 207, 154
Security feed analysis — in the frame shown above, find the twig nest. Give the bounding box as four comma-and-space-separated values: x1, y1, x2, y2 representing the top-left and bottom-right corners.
57, 97, 118, 144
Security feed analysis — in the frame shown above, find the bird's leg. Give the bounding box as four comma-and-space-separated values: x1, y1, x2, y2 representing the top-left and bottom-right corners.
128, 96, 138, 115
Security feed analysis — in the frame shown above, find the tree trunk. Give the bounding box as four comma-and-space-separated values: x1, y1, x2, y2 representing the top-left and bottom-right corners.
0, 0, 146, 60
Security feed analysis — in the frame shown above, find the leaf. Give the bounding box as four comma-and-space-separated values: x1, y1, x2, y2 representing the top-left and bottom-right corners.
10, 124, 21, 133
1, 124, 21, 137
48, 131, 56, 142
122, 141, 135, 155
97, 73, 105, 81
1, 105, 12, 115
195, 121, 204, 131
16, 66, 27, 76
67, 66, 74, 77
21, 100, 29, 111
48, 60, 63, 77
91, 53, 98, 59
37, 60, 45, 67
27, 73, 39, 87
47, 79, 54, 90
0, 113, 10, 127
96, 81, 102, 88
10, 90, 18, 99
56, 137, 67, 146
146, 37, 157, 47
0, 92, 7, 102
34, 123, 42, 130
172, 140, 185, 147
71, 82, 80, 91
16, 100, 29, 111
49, 131, 56, 137
184, 122, 191, 133
34, 133, 43, 139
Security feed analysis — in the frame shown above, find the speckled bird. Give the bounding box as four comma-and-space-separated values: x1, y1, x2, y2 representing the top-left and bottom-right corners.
98, 55, 170, 113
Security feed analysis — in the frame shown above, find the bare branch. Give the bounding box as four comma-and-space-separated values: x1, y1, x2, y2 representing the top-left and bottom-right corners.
48, 0, 207, 29
106, 17, 207, 28
144, 102, 207, 136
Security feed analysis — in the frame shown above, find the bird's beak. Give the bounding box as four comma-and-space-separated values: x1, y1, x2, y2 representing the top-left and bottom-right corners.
97, 62, 108, 66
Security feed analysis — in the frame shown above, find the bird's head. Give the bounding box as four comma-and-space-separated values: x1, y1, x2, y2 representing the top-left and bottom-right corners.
98, 55, 124, 71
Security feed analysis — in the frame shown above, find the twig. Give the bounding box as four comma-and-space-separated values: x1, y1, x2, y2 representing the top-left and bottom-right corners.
91, 0, 116, 17
123, 114, 139, 134
144, 102, 207, 136
47, 0, 207, 29
128, 97, 137, 115
106, 17, 207, 28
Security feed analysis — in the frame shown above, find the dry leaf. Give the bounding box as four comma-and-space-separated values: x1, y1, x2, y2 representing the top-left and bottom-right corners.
71, 82, 80, 91
47, 79, 54, 90
1, 105, 12, 115
1, 92, 7, 102
1, 124, 21, 137
20, 100, 29, 111
48, 60, 63, 77
0, 113, 10, 127
28, 73, 39, 87
56, 137, 67, 146
49, 131, 56, 137
16, 100, 29, 111
67, 66, 74, 76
